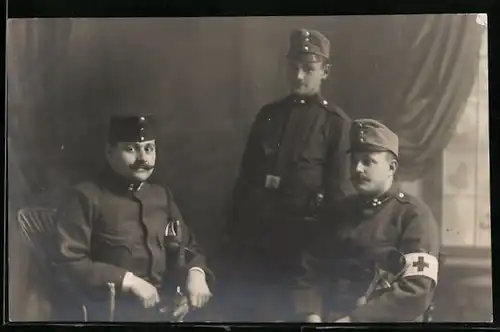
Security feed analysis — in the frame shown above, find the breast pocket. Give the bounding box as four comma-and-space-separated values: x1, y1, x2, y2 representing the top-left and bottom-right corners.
164, 219, 182, 250
93, 233, 134, 266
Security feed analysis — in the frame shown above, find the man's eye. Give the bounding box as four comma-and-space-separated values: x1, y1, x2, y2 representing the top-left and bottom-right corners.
125, 146, 135, 152
361, 158, 372, 166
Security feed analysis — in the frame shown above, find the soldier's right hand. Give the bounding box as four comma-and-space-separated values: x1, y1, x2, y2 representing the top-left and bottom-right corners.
122, 272, 160, 308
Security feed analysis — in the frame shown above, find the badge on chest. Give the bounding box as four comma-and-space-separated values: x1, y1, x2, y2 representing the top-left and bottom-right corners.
265, 174, 281, 189
165, 219, 180, 237
164, 219, 182, 251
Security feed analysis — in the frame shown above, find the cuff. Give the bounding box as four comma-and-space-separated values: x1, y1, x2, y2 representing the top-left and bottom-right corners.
188, 267, 206, 278
121, 271, 135, 291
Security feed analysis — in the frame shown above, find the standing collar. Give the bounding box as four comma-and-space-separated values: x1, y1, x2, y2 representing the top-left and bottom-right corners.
361, 181, 405, 209
287, 93, 329, 107
98, 165, 146, 193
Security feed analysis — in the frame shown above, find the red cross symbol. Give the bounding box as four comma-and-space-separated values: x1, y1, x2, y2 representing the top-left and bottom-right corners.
412, 256, 429, 272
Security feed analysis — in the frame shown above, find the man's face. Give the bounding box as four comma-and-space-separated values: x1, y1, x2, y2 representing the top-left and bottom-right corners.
106, 140, 156, 182
350, 151, 397, 195
286, 59, 329, 96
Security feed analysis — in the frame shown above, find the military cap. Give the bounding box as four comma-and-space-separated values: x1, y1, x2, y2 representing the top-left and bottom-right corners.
286, 28, 330, 63
108, 114, 157, 143
348, 118, 399, 158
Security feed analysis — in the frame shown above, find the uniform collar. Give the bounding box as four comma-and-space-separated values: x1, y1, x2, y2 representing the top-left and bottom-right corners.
99, 166, 146, 193
361, 181, 404, 209
288, 93, 329, 107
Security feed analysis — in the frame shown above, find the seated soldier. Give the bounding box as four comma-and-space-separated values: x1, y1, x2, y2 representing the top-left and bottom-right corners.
293, 118, 440, 322
53, 114, 214, 321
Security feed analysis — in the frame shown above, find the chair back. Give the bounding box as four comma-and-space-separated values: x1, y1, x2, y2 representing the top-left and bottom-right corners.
17, 206, 89, 321
17, 207, 59, 267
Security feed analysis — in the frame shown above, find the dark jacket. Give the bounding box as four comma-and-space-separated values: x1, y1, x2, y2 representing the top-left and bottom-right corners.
293, 182, 440, 322
53, 168, 213, 309
229, 94, 353, 256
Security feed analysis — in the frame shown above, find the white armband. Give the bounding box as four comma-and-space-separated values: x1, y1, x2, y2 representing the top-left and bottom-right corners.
402, 252, 439, 284
121, 271, 135, 291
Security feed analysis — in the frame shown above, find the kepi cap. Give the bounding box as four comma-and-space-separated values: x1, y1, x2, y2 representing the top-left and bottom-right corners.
348, 119, 399, 158
286, 29, 330, 63
108, 114, 157, 143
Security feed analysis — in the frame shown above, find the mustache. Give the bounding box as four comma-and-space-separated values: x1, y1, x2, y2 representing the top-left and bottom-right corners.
352, 174, 369, 181
129, 161, 155, 171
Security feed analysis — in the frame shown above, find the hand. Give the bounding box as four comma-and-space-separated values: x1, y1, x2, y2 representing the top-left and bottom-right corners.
335, 316, 352, 323
306, 314, 322, 323
123, 273, 160, 308
186, 269, 212, 308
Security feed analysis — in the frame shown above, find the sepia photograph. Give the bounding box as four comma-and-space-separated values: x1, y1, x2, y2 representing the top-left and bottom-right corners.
6, 14, 491, 323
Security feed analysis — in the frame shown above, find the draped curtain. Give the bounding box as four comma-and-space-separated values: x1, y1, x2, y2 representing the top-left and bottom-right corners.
6, 14, 484, 320
322, 14, 483, 179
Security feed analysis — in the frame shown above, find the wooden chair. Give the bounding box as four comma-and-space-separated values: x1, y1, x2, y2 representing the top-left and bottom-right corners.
17, 206, 116, 322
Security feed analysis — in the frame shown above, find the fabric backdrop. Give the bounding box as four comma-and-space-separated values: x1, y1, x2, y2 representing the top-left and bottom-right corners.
7, 14, 484, 320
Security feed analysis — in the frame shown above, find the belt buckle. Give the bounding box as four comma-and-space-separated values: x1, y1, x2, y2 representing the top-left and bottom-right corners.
265, 174, 281, 189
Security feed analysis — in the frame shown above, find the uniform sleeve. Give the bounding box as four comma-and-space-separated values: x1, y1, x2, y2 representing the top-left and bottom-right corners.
53, 188, 128, 300
167, 188, 215, 285
349, 204, 441, 322
228, 111, 264, 240
324, 115, 355, 203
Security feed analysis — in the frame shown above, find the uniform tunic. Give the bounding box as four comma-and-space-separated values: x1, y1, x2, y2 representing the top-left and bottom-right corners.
293, 182, 440, 322
226, 94, 352, 321
53, 167, 212, 321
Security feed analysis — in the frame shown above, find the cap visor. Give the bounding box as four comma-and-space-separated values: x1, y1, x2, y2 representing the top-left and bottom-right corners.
286, 52, 326, 63
347, 144, 391, 154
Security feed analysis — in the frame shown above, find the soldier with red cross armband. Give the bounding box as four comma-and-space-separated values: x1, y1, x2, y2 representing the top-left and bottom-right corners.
293, 118, 440, 323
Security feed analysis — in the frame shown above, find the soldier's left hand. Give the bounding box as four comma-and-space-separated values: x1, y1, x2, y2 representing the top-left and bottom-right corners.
186, 269, 212, 308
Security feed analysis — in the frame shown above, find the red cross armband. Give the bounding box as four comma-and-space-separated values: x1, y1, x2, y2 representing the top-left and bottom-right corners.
401, 253, 439, 284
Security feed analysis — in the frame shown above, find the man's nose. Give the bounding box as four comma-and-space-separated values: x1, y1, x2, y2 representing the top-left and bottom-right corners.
137, 148, 147, 160
296, 69, 306, 80
355, 161, 365, 173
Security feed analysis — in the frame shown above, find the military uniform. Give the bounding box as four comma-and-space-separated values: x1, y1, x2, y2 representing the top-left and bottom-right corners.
53, 115, 213, 321
293, 119, 440, 322
226, 29, 352, 321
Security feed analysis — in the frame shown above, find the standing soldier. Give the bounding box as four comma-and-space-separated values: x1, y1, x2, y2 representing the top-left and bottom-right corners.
53, 115, 214, 321
226, 29, 353, 321
295, 119, 440, 323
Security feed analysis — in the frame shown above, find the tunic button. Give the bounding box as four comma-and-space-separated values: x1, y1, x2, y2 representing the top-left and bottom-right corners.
398, 193, 405, 198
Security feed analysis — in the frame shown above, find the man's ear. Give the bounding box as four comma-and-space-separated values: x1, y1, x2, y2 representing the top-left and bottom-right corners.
389, 158, 399, 175
322, 63, 331, 79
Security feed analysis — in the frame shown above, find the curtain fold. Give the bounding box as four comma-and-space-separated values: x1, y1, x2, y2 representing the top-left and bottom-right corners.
385, 14, 484, 179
